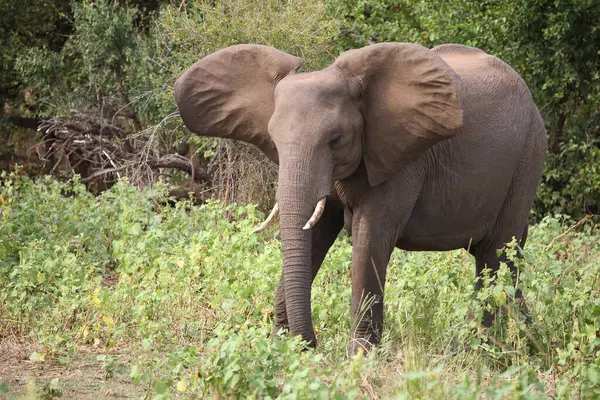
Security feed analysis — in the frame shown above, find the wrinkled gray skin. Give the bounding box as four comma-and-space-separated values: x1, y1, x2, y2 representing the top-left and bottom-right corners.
174, 43, 547, 353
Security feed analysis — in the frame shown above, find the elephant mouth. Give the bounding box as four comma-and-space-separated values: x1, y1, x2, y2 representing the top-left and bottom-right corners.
253, 196, 327, 233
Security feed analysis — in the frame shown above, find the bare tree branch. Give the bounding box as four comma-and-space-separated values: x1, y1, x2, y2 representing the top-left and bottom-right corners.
34, 112, 212, 194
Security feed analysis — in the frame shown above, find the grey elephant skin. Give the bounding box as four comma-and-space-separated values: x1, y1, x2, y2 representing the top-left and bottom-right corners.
174, 42, 547, 352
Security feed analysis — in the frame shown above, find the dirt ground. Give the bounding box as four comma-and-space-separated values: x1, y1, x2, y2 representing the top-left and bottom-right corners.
0, 339, 141, 399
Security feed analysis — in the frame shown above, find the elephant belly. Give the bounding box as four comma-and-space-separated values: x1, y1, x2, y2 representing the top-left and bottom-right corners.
398, 198, 500, 251
395, 228, 487, 251
396, 141, 518, 251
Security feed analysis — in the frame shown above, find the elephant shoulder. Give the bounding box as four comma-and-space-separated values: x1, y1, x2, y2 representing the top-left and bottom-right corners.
431, 44, 486, 57
432, 44, 501, 73
432, 44, 525, 92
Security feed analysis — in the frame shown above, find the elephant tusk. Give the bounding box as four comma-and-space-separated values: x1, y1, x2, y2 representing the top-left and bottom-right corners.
303, 197, 327, 230
253, 202, 279, 234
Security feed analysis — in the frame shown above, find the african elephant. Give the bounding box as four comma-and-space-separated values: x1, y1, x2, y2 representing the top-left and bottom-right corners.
174, 42, 547, 352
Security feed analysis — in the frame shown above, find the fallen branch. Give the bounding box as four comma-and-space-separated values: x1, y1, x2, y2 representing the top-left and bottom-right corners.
34, 112, 212, 193
80, 166, 129, 183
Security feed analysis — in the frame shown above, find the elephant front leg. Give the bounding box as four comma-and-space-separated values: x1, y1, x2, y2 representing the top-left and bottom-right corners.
349, 215, 396, 354
272, 196, 344, 338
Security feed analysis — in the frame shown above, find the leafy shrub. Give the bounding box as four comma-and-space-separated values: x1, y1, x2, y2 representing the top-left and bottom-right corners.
16, 0, 155, 125
1, 173, 599, 398
0, 0, 72, 131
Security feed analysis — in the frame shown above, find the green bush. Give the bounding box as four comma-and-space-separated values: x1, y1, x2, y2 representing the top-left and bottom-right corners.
15, 0, 340, 132
16, 0, 156, 126
0, 0, 72, 130
1, 173, 598, 398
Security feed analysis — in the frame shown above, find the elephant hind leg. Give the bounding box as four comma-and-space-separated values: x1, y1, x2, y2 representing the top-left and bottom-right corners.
471, 126, 542, 326
470, 224, 530, 327
470, 247, 501, 327
500, 225, 532, 324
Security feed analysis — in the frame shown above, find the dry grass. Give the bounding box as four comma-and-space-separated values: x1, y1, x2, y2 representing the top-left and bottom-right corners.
0, 338, 141, 399
212, 140, 278, 212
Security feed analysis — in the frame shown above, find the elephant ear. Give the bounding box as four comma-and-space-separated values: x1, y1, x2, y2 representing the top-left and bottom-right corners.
334, 43, 463, 186
174, 44, 304, 164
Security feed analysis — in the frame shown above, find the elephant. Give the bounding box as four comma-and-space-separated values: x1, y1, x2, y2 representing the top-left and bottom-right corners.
174, 42, 547, 353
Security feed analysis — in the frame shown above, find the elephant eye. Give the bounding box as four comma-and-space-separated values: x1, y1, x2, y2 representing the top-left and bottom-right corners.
330, 134, 342, 148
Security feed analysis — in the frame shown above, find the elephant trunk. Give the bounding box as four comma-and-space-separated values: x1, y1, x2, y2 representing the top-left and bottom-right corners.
277, 151, 331, 347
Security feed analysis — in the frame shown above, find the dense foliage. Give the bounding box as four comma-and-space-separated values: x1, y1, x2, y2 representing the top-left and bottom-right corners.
0, 0, 71, 121
0, 174, 599, 398
1, 0, 599, 217
15, 0, 338, 125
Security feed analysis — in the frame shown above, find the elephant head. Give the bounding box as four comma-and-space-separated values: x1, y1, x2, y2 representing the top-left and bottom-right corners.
174, 43, 463, 345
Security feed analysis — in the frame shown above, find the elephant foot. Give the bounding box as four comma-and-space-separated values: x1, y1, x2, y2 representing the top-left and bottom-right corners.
482, 309, 495, 327
516, 296, 533, 325
347, 336, 377, 357
270, 324, 289, 340
465, 302, 497, 328
293, 328, 318, 349
477, 301, 533, 328
271, 324, 317, 350
304, 336, 317, 349
465, 301, 533, 348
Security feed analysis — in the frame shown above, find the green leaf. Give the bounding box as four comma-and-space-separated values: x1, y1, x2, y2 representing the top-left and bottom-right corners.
128, 223, 142, 236
588, 366, 599, 385
152, 379, 170, 394
230, 373, 241, 388
29, 352, 45, 362
142, 338, 152, 350
130, 364, 139, 378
